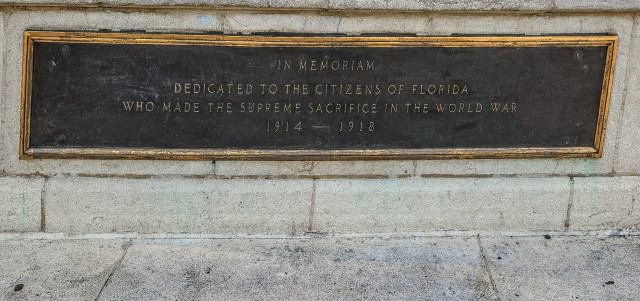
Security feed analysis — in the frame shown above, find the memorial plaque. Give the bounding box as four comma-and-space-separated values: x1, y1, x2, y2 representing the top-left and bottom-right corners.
20, 31, 617, 160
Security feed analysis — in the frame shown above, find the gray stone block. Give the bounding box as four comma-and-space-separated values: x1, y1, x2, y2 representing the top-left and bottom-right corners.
98, 236, 493, 300
215, 160, 414, 177
223, 13, 430, 34
335, 15, 430, 34
310, 160, 414, 177
224, 13, 339, 34
313, 177, 570, 233
0, 11, 4, 166
215, 161, 314, 177
3, 0, 606, 12
328, 0, 553, 11
482, 235, 640, 300
44, 177, 313, 234
569, 176, 640, 230
0, 239, 128, 300
0, 0, 324, 9
555, 0, 640, 11
0, 176, 44, 232
615, 14, 640, 174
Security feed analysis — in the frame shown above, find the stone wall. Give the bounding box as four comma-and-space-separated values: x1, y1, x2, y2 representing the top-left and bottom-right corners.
1, 0, 639, 235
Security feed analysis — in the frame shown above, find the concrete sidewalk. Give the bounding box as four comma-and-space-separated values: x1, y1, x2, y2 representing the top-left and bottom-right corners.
0, 233, 638, 300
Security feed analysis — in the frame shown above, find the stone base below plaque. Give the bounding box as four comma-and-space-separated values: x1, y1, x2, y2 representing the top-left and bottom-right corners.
0, 0, 638, 239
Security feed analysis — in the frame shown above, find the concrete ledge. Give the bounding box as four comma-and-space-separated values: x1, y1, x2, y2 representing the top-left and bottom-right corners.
0, 176, 44, 232
44, 177, 313, 234
312, 177, 570, 233
32, 175, 640, 234
0, 0, 639, 13
214, 161, 413, 177
570, 176, 640, 231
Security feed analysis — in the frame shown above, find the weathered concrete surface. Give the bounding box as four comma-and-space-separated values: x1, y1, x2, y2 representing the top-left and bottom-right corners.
98, 236, 493, 300
0, 10, 4, 160
215, 161, 315, 177
313, 177, 570, 233
0, 176, 44, 232
0, 238, 128, 300
215, 160, 414, 177
0, 234, 637, 300
569, 176, 640, 230
223, 13, 431, 34
2, 0, 639, 13
482, 235, 640, 300
615, 14, 640, 174
45, 177, 312, 234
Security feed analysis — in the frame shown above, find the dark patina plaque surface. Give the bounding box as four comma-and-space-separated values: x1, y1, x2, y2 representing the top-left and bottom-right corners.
21, 32, 617, 160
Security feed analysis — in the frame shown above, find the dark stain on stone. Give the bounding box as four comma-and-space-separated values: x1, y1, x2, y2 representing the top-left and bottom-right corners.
13, 284, 24, 292
544, 235, 551, 239
605, 280, 615, 285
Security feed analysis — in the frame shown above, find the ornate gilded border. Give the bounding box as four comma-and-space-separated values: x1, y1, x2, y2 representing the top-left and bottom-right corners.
20, 31, 618, 160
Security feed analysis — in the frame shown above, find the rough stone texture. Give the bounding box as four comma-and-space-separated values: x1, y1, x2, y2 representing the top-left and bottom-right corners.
569, 176, 640, 230
0, 10, 3, 139
0, 0, 307, 9
615, 15, 640, 174
334, 15, 430, 34
98, 236, 493, 300
482, 235, 640, 300
2, 235, 639, 300
417, 158, 600, 176
0, 10, 223, 176
4, 0, 639, 12
0, 10, 5, 174
45, 177, 312, 234
313, 177, 570, 233
417, 14, 633, 176
310, 161, 414, 177
555, 0, 640, 12
215, 160, 413, 177
0, 176, 44, 232
327, 0, 553, 11
224, 14, 328, 34
215, 161, 314, 177
0, 238, 128, 300
223, 13, 430, 34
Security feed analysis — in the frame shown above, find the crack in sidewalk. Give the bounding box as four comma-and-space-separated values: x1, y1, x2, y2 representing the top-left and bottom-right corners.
477, 235, 501, 301
94, 239, 133, 301
40, 176, 49, 232
565, 177, 575, 230
307, 179, 317, 233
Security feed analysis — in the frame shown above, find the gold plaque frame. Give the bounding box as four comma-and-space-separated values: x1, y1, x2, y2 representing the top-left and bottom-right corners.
20, 31, 617, 160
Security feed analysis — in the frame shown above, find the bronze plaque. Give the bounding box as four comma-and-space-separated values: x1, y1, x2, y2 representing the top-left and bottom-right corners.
21, 31, 617, 160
